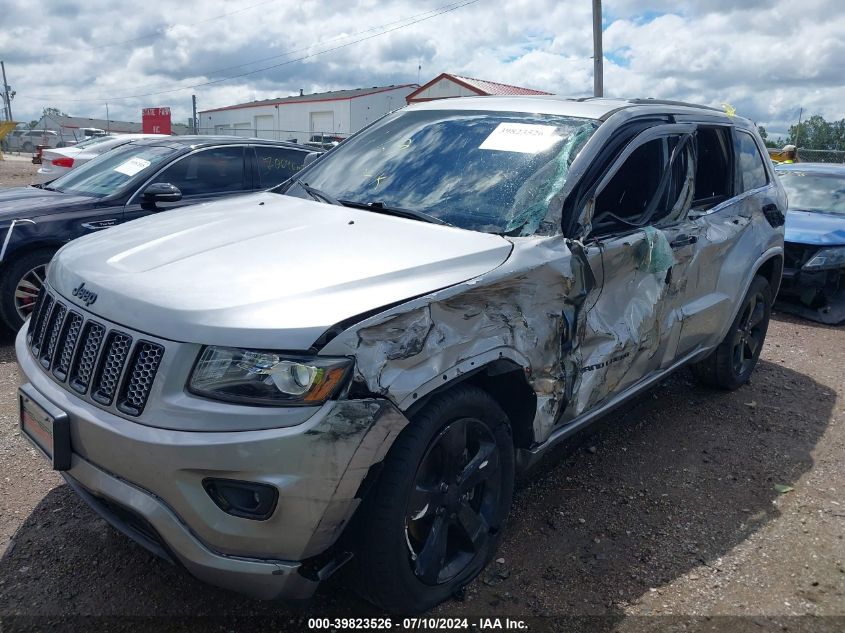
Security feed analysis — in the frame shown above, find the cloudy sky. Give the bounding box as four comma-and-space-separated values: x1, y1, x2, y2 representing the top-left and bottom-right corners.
1, 0, 842, 138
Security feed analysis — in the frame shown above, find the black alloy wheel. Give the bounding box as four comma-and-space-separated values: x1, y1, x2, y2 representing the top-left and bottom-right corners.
731, 287, 767, 379
405, 417, 502, 586
351, 385, 514, 613
691, 274, 772, 390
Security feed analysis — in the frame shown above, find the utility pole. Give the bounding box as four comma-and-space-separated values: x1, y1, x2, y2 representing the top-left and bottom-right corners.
795, 107, 803, 147
592, 0, 603, 97
105, 102, 110, 132
1, 61, 12, 121
192, 95, 198, 134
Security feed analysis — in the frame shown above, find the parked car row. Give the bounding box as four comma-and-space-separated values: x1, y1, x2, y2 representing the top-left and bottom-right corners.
33, 134, 168, 185
0, 136, 317, 330
9, 95, 796, 614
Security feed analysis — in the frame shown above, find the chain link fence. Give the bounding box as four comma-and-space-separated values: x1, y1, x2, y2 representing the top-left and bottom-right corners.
796, 148, 845, 164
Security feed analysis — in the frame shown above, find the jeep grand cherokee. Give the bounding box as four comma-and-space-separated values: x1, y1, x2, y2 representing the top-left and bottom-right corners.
15, 96, 786, 613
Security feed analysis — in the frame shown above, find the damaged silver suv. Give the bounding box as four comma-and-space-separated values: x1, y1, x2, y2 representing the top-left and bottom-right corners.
16, 96, 786, 613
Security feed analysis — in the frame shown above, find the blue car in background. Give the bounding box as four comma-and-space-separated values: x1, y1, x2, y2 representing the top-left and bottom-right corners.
776, 163, 845, 324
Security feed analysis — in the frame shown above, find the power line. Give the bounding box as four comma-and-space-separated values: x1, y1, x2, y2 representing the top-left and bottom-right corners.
40, 0, 283, 56
30, 1, 467, 101
22, 0, 479, 104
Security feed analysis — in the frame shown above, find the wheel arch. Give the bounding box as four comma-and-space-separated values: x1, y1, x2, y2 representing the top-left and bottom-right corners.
755, 251, 783, 296
0, 240, 62, 272
404, 357, 538, 451
718, 247, 782, 343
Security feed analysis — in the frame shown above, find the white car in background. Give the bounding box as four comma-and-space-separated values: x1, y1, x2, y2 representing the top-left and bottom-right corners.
32, 134, 167, 185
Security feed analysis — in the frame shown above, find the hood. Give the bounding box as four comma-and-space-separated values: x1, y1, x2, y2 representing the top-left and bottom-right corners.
0, 186, 97, 220
50, 192, 513, 349
785, 210, 845, 246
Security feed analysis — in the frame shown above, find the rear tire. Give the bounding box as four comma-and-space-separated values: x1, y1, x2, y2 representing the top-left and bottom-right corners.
21, 141, 33, 153
691, 275, 772, 390
351, 385, 514, 613
0, 248, 55, 331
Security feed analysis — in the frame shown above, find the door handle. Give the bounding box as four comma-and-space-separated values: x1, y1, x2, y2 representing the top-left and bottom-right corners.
669, 234, 698, 248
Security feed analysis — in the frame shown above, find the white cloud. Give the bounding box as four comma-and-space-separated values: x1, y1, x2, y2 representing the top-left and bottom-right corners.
0, 0, 841, 139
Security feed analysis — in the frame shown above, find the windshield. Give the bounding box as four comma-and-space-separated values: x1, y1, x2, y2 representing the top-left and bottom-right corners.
283, 109, 598, 235
49, 144, 178, 198
779, 171, 845, 216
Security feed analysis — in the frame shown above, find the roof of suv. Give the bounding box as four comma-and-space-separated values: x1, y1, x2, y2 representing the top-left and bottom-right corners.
123, 136, 314, 151
407, 95, 736, 123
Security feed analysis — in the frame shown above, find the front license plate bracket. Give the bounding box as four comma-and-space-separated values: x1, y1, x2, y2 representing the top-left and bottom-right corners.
19, 384, 71, 471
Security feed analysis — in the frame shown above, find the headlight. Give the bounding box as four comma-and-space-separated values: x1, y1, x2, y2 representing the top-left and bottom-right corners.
188, 346, 352, 406
803, 246, 845, 271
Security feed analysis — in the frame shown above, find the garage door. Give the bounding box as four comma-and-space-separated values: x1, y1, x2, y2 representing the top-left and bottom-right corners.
310, 111, 334, 135
233, 122, 252, 138
254, 115, 274, 139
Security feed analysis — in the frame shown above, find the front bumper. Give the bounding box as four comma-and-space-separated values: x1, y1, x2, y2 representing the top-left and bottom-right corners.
15, 326, 409, 600
777, 263, 845, 325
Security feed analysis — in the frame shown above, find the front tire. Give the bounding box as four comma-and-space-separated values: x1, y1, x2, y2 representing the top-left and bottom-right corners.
352, 385, 514, 613
21, 141, 34, 153
691, 274, 772, 390
0, 248, 55, 331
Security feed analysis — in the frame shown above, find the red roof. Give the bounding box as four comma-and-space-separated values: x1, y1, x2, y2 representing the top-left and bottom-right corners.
406, 73, 552, 103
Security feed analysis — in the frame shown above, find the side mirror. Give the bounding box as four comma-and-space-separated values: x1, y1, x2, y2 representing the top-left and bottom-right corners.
303, 151, 321, 167
142, 182, 182, 204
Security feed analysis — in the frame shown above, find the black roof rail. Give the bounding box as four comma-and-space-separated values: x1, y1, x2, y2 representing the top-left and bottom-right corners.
625, 98, 724, 112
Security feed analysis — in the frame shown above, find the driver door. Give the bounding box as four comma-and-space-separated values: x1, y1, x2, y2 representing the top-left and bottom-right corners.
566, 123, 702, 417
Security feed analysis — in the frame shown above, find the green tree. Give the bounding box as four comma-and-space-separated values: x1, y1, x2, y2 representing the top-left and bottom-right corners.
787, 114, 845, 150
41, 106, 68, 119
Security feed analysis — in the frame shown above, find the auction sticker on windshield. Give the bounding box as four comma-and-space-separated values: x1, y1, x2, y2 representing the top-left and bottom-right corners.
113, 157, 151, 176
479, 122, 561, 154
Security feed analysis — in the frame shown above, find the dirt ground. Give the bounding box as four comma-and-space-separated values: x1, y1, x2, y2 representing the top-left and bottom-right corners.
0, 159, 842, 630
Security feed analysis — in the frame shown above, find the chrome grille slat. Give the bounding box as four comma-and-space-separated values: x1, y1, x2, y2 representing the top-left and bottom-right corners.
26, 289, 48, 345
91, 331, 132, 406
52, 311, 83, 381
30, 293, 54, 355
40, 303, 67, 368
69, 321, 106, 394
118, 342, 164, 416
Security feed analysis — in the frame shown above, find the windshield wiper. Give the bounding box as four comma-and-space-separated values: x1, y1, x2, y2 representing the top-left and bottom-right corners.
340, 200, 453, 226
291, 178, 343, 206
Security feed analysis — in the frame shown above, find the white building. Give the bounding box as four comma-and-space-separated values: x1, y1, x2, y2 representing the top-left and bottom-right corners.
198, 84, 418, 144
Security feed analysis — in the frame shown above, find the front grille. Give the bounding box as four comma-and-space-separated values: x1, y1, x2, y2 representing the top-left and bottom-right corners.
27, 287, 165, 417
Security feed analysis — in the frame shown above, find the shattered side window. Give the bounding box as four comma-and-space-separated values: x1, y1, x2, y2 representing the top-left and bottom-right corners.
592, 134, 694, 234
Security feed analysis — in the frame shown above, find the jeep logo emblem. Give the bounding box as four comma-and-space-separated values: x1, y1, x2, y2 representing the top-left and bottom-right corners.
72, 282, 98, 307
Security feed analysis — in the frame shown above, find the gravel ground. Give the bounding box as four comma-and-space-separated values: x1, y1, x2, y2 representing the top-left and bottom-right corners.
0, 160, 842, 630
